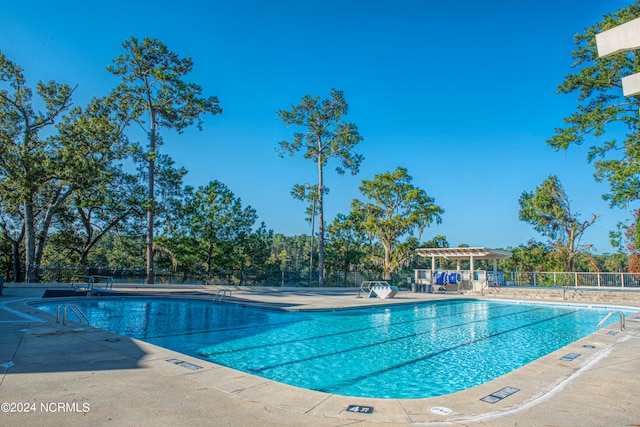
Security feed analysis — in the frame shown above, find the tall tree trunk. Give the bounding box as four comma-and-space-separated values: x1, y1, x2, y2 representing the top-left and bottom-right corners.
3, 224, 24, 283
33, 186, 70, 274
23, 201, 36, 282
343, 245, 350, 284
12, 240, 20, 283
146, 122, 157, 284
383, 241, 392, 281
78, 204, 93, 265
567, 225, 576, 272
317, 161, 325, 287
206, 244, 213, 286
22, 184, 72, 282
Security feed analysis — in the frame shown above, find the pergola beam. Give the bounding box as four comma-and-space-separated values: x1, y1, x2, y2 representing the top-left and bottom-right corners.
596, 17, 640, 57
415, 247, 512, 260
596, 17, 640, 96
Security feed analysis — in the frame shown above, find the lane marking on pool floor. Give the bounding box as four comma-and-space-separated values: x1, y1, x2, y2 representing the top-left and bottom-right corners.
246, 307, 550, 375
199, 303, 533, 358
315, 310, 578, 394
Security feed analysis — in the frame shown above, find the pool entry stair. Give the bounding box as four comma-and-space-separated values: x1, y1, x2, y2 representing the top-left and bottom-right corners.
213, 289, 232, 301
56, 303, 90, 325
360, 281, 398, 299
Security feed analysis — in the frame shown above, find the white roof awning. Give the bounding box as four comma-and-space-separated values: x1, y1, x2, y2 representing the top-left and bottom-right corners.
415, 247, 512, 260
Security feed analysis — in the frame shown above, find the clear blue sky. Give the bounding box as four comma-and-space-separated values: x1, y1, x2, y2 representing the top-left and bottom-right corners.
1, 0, 635, 253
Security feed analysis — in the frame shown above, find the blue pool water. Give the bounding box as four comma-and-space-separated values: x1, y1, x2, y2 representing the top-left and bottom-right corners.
32, 298, 633, 399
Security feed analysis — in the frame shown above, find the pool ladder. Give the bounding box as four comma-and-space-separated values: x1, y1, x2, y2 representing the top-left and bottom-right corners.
596, 311, 625, 331
56, 304, 90, 326
213, 289, 232, 302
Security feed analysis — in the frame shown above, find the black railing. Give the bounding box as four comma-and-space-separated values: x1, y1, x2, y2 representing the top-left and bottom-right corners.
26, 265, 412, 288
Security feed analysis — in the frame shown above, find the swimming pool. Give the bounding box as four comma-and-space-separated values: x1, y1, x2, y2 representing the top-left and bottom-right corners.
32, 298, 633, 399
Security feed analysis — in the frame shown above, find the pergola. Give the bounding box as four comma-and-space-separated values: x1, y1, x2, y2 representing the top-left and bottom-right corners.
596, 17, 640, 96
415, 247, 512, 272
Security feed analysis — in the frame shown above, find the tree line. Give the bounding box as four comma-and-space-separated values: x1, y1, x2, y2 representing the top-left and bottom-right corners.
2, 2, 640, 283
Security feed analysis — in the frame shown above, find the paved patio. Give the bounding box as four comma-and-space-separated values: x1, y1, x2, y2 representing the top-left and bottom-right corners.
1, 283, 640, 426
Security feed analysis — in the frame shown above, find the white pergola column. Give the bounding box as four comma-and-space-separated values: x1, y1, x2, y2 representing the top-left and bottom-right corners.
431, 256, 436, 271
493, 259, 498, 272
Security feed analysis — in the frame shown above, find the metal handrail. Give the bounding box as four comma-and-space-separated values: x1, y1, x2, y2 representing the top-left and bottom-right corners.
360, 281, 371, 296
56, 304, 90, 326
92, 275, 114, 289
596, 311, 626, 331
72, 275, 95, 289
213, 289, 232, 301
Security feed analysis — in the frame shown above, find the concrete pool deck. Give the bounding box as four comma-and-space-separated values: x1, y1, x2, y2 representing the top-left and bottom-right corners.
1, 284, 640, 426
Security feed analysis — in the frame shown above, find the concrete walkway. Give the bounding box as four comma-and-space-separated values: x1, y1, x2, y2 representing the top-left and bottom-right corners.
1, 284, 640, 426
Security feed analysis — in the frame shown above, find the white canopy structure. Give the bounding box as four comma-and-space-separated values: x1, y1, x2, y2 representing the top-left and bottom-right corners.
414, 247, 513, 292
415, 247, 512, 273
596, 17, 640, 96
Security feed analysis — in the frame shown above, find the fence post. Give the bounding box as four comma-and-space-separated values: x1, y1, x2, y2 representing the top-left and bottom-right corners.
621, 272, 625, 288
597, 273, 601, 288
553, 272, 556, 286
575, 273, 578, 288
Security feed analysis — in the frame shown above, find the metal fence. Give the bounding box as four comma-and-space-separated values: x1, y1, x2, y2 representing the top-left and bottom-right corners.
38, 265, 640, 289
32, 266, 201, 285
29, 265, 411, 288
192, 270, 411, 288
415, 269, 640, 289
509, 271, 640, 288
204, 270, 385, 287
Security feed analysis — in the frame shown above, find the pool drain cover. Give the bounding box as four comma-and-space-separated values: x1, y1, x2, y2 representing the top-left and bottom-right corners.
560, 353, 581, 361
430, 406, 452, 415
167, 359, 203, 370
481, 386, 520, 404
